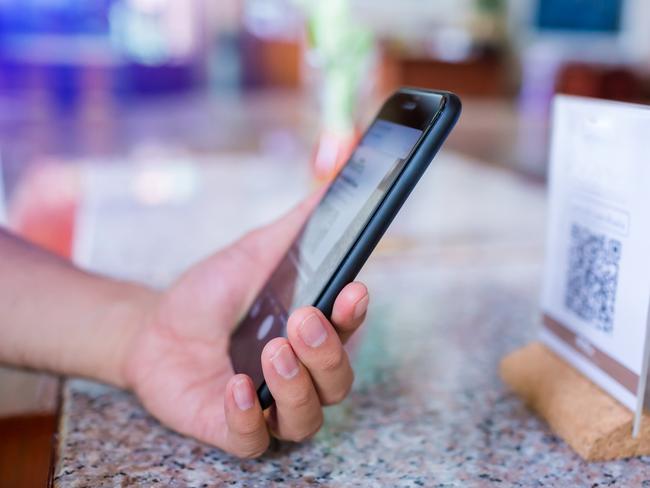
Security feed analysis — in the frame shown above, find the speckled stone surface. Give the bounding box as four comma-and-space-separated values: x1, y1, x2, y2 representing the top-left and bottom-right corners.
53, 154, 650, 486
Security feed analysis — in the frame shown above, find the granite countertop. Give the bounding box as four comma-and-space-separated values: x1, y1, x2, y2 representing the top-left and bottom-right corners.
52, 153, 650, 487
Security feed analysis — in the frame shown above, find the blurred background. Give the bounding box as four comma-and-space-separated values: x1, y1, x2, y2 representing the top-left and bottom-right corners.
1, 0, 650, 483
1, 0, 650, 253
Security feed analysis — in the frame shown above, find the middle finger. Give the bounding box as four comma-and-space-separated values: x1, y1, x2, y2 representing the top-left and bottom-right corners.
261, 337, 323, 442
286, 307, 354, 406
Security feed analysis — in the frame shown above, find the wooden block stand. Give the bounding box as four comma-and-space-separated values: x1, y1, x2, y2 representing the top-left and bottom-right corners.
500, 342, 650, 461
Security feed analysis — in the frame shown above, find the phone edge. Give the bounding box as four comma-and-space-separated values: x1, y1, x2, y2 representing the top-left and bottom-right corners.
257, 89, 461, 409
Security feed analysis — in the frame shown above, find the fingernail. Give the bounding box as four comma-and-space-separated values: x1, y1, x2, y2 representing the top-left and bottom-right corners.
271, 344, 299, 379
299, 313, 327, 348
353, 295, 369, 320
233, 378, 254, 411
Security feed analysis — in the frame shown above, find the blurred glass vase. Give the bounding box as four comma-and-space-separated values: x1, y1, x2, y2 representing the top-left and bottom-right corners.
301, 0, 374, 180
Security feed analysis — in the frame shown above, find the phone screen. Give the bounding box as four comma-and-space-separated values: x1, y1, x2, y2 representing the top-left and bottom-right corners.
230, 93, 445, 389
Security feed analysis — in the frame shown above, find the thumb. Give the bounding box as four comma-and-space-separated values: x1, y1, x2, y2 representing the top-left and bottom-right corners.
165, 189, 324, 331
234, 188, 323, 273
225, 188, 324, 310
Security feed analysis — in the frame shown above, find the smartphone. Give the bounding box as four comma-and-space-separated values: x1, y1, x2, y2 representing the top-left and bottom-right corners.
229, 88, 461, 408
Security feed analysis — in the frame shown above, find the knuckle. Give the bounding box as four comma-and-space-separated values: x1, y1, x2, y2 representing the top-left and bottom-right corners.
229, 425, 269, 459
237, 419, 262, 437
323, 383, 351, 406
321, 348, 345, 373
286, 388, 314, 410
322, 370, 354, 406
323, 389, 345, 406
291, 415, 323, 443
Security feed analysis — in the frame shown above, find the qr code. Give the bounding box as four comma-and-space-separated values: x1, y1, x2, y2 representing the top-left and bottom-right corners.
564, 223, 621, 333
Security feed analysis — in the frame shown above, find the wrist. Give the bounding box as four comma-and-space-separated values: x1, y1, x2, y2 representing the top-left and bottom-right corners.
92, 282, 160, 389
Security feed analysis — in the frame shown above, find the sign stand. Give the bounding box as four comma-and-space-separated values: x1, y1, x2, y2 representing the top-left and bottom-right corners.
500, 342, 650, 461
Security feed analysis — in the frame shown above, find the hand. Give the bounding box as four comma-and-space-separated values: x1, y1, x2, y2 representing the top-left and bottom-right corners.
123, 195, 369, 458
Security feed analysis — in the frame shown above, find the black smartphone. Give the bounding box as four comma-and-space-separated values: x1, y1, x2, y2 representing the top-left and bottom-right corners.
229, 88, 461, 408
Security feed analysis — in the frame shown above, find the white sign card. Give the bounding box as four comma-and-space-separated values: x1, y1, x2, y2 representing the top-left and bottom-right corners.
540, 95, 650, 436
